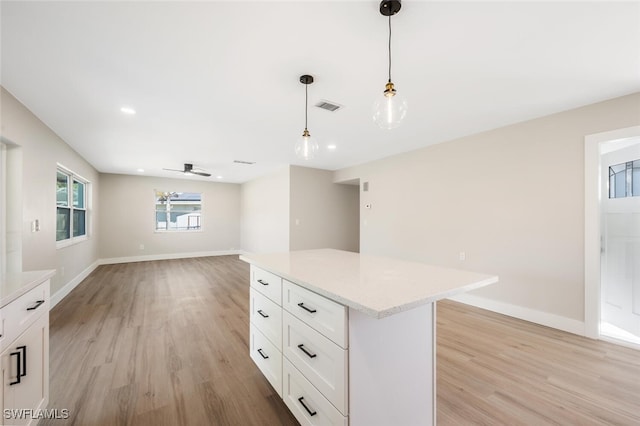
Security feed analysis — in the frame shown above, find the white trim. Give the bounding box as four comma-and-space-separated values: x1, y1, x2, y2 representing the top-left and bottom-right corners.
448, 293, 585, 336
599, 335, 640, 351
56, 162, 89, 184
584, 126, 640, 339
99, 249, 242, 265
50, 260, 100, 309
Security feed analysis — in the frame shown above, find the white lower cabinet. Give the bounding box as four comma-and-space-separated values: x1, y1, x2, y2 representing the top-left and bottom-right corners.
283, 312, 347, 414
1, 314, 48, 426
249, 324, 282, 397
283, 358, 347, 426
248, 267, 349, 425
0, 276, 50, 426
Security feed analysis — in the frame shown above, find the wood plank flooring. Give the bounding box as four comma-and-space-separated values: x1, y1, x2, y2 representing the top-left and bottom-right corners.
437, 300, 640, 425
44, 256, 640, 425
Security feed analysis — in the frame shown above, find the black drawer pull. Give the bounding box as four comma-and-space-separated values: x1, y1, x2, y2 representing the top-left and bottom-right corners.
257, 310, 269, 318
257, 279, 269, 286
297, 397, 317, 417
26, 300, 45, 311
9, 346, 27, 385
297, 344, 317, 359
297, 302, 316, 313
257, 348, 269, 359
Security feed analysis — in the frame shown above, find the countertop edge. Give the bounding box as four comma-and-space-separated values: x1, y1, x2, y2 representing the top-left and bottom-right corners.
1, 269, 56, 308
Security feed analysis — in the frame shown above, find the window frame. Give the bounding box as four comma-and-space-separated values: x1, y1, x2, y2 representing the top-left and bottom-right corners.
153, 190, 203, 233
608, 159, 640, 199
56, 164, 90, 248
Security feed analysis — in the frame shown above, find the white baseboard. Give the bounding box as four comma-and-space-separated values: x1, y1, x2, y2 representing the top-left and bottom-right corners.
99, 249, 243, 265
447, 293, 586, 337
50, 260, 100, 309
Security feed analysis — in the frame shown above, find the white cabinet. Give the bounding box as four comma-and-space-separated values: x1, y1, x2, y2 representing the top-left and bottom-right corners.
242, 249, 498, 426
248, 266, 348, 425
249, 266, 283, 397
250, 266, 282, 305
250, 288, 282, 348
282, 280, 347, 348
249, 324, 282, 397
282, 312, 347, 415
283, 358, 347, 426
0, 277, 50, 426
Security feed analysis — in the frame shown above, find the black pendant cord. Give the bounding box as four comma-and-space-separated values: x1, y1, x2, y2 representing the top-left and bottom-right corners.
388, 14, 392, 83
304, 82, 309, 131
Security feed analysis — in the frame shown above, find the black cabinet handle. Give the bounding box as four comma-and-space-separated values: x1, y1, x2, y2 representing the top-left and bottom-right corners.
297, 397, 317, 417
257, 310, 269, 318
257, 279, 269, 286
26, 300, 45, 311
9, 346, 26, 385
297, 344, 317, 359
18, 346, 26, 377
297, 302, 316, 313
257, 348, 269, 359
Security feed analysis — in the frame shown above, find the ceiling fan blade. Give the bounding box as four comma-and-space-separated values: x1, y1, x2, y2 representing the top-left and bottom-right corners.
162, 168, 184, 172
193, 171, 211, 177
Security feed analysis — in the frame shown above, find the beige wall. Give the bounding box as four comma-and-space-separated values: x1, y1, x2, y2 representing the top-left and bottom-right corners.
99, 173, 240, 260
240, 165, 360, 254
240, 166, 290, 253
290, 166, 359, 252
335, 92, 640, 323
1, 87, 100, 296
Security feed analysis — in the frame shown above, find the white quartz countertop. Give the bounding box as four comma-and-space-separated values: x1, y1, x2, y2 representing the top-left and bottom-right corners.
240, 249, 498, 319
1, 269, 55, 308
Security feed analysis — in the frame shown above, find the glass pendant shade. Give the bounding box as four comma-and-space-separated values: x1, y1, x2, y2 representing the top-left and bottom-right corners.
294, 129, 319, 160
373, 81, 407, 129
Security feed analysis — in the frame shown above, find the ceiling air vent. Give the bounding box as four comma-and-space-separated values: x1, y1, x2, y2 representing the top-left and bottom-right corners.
233, 160, 255, 165
315, 100, 343, 112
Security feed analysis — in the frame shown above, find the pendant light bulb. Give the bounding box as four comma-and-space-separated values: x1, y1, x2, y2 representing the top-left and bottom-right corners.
373, 0, 407, 130
295, 75, 319, 160
373, 81, 407, 129
295, 128, 319, 161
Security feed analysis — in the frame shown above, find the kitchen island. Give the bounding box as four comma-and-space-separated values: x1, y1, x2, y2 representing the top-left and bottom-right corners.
240, 249, 498, 426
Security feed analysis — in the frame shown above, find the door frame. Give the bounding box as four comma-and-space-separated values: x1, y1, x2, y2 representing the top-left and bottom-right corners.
584, 126, 640, 339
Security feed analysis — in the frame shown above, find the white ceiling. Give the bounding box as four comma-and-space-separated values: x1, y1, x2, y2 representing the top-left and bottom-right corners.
2, 1, 639, 183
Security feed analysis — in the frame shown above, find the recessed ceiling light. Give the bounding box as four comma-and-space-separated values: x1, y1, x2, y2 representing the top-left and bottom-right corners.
327, 144, 337, 150
136, 168, 145, 173
216, 175, 223, 179
120, 106, 136, 115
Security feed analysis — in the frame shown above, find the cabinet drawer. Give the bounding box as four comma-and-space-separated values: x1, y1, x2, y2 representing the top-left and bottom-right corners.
250, 288, 282, 347
2, 313, 49, 418
283, 358, 347, 426
250, 266, 282, 306
283, 280, 347, 349
283, 311, 347, 415
0, 281, 49, 352
249, 324, 282, 397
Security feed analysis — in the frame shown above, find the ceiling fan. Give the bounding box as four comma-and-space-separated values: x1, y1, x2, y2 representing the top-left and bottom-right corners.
163, 163, 211, 177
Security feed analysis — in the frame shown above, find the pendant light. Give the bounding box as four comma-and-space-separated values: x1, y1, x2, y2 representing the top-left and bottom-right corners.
294, 74, 319, 160
373, 0, 407, 130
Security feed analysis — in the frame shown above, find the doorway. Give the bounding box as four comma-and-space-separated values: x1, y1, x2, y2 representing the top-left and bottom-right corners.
584, 126, 640, 349
600, 140, 640, 345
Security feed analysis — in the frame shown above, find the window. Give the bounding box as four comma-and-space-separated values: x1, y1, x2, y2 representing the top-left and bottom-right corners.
609, 159, 640, 199
57, 167, 88, 243
155, 191, 202, 231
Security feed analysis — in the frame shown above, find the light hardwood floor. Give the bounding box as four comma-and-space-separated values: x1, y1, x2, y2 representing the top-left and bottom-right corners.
44, 256, 639, 425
